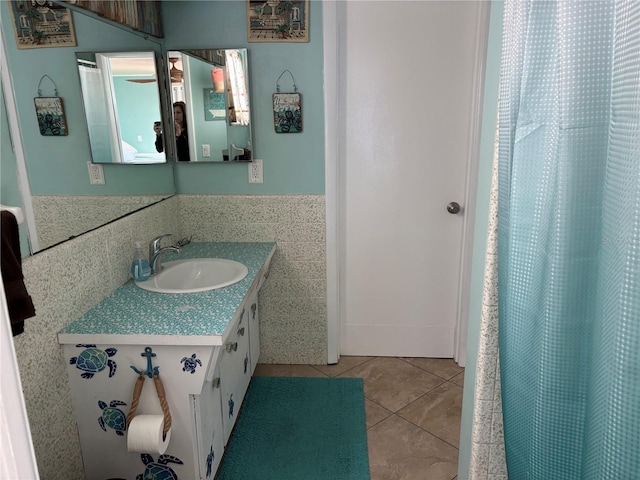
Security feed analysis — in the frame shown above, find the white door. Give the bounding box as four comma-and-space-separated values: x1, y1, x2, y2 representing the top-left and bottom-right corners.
339, 1, 486, 357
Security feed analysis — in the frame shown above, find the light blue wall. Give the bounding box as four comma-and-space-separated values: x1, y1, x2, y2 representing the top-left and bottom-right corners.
113, 76, 162, 153
0, 2, 174, 195
163, 0, 325, 194
187, 55, 229, 162
458, 2, 504, 478
1, 82, 30, 256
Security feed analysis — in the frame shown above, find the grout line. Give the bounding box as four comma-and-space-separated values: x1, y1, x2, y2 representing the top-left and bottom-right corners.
318, 356, 377, 378
397, 357, 465, 382
308, 364, 331, 376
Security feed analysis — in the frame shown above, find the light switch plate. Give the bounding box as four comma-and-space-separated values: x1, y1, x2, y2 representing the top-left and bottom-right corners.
202, 144, 211, 157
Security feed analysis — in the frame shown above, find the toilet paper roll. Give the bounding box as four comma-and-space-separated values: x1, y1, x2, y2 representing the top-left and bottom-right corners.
127, 415, 171, 455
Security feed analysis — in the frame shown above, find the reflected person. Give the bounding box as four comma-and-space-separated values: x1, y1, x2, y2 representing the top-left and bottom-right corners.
154, 101, 190, 162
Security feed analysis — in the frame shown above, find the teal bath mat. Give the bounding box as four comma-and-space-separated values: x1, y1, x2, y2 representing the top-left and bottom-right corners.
217, 376, 370, 480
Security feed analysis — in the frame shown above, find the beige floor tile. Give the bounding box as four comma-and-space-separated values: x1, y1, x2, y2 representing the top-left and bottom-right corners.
450, 371, 465, 387
365, 398, 393, 428
367, 415, 459, 480
339, 357, 445, 412
253, 364, 328, 377
397, 382, 463, 448
312, 355, 374, 377
402, 358, 464, 380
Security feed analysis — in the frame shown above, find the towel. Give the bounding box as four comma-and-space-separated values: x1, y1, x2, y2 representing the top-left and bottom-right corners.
1, 211, 35, 336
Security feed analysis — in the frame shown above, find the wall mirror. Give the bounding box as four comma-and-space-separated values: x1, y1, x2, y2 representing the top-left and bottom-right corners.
165, 49, 253, 162
76, 51, 167, 164
0, 1, 175, 256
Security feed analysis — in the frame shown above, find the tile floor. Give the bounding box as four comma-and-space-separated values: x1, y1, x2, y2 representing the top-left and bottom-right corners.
254, 356, 464, 480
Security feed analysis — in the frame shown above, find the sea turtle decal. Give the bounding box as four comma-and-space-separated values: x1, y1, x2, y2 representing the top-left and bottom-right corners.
136, 453, 183, 480
98, 400, 127, 436
69, 344, 117, 379
180, 353, 202, 374
228, 394, 234, 418
206, 443, 215, 478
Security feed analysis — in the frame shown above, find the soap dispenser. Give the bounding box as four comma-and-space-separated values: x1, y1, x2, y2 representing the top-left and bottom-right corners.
130, 241, 151, 281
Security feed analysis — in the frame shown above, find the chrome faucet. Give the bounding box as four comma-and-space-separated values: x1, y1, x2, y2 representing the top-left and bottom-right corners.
149, 234, 181, 275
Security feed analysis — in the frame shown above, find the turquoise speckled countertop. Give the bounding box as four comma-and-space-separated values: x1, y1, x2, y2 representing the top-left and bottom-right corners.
58, 242, 276, 346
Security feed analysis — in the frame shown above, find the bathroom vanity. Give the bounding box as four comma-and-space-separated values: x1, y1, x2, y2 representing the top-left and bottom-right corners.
58, 242, 276, 480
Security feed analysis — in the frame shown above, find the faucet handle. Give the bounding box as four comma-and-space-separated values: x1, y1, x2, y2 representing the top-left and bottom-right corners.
175, 235, 192, 248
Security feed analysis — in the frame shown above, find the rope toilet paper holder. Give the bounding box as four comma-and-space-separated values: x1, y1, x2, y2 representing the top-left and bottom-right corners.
127, 347, 172, 440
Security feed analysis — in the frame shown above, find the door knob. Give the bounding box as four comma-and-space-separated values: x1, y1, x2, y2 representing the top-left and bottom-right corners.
447, 202, 461, 214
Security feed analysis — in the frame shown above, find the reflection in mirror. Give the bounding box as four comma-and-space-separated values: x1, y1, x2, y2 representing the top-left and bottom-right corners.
1, 0, 176, 257
76, 51, 166, 164
166, 49, 253, 163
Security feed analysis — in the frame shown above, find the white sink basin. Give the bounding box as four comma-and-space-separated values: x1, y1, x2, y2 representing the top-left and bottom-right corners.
135, 258, 248, 294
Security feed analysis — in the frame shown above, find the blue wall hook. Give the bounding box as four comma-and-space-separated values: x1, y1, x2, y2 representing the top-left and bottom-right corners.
130, 347, 159, 378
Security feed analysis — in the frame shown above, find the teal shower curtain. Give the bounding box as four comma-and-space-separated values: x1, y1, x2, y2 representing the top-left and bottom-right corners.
498, 1, 640, 479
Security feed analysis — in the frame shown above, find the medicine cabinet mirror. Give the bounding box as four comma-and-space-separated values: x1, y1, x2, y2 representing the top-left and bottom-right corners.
165, 48, 253, 163
76, 51, 167, 164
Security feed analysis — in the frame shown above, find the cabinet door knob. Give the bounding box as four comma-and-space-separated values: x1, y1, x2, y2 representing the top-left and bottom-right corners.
225, 342, 238, 353
237, 327, 245, 337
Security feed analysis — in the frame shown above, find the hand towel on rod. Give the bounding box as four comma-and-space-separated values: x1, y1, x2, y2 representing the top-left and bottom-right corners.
1, 211, 35, 336
0, 205, 24, 225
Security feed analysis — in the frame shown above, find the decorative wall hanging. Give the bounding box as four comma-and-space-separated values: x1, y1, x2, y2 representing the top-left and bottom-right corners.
273, 70, 302, 133
34, 75, 68, 136
204, 88, 226, 121
247, 0, 309, 43
9, 0, 76, 49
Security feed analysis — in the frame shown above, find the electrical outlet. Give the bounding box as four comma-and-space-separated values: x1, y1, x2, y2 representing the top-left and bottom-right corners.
202, 144, 210, 157
248, 159, 263, 184
137, 135, 143, 142
87, 161, 105, 185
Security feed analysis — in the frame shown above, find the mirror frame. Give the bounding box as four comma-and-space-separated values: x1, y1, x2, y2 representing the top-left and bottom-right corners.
164, 48, 253, 163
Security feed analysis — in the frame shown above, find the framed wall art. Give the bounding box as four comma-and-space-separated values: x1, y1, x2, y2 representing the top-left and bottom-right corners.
247, 0, 309, 43
9, 0, 76, 49
204, 89, 226, 121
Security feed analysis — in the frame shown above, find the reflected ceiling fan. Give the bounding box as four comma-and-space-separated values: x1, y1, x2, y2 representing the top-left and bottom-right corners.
168, 57, 183, 84
126, 57, 183, 84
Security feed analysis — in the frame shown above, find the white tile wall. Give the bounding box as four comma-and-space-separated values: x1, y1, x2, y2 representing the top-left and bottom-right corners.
176, 194, 328, 364
31, 195, 168, 250
12, 193, 327, 479
14, 196, 178, 480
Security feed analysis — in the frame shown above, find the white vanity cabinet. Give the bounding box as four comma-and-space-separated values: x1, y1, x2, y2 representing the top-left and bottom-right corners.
220, 306, 252, 444
58, 242, 276, 480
